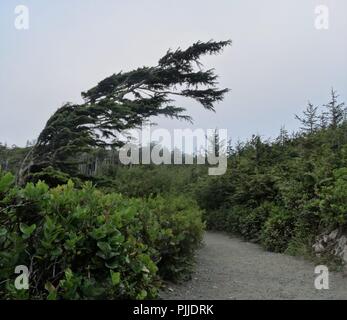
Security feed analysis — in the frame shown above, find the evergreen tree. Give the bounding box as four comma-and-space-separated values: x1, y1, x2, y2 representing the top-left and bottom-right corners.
324, 89, 346, 129
276, 126, 289, 145
319, 111, 329, 129
227, 139, 234, 157
295, 102, 319, 134
18, 40, 231, 185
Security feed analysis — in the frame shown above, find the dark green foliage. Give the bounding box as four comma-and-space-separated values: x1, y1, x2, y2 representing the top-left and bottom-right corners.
18, 40, 231, 185
102, 164, 207, 198
202, 208, 229, 231
318, 168, 347, 228
0, 173, 204, 299
238, 202, 274, 241
260, 207, 295, 253
199, 92, 347, 256
27, 166, 72, 187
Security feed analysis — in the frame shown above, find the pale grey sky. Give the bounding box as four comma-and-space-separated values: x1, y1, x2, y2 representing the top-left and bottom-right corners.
1, 0, 346, 146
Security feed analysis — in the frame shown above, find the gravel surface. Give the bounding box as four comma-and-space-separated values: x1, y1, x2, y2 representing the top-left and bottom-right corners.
160, 232, 347, 300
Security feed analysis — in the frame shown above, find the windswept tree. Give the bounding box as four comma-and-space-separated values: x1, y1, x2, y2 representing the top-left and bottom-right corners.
18, 40, 231, 185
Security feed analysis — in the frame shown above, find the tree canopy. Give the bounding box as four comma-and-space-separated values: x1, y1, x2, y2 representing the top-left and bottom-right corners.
18, 40, 231, 185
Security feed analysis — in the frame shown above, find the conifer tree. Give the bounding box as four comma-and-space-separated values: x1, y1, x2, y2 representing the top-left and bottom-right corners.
319, 111, 329, 130
324, 89, 346, 129
295, 102, 319, 134
18, 40, 231, 185
276, 126, 289, 145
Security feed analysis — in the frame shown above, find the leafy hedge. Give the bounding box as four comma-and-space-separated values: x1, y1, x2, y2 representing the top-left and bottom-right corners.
0, 172, 204, 299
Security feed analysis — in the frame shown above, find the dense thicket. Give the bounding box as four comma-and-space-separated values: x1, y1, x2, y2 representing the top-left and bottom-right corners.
197, 90, 347, 256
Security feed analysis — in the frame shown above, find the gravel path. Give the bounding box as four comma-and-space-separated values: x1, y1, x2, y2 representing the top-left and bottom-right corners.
160, 232, 347, 300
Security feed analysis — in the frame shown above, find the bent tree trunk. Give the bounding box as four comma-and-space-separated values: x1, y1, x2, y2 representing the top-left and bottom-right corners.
17, 146, 35, 186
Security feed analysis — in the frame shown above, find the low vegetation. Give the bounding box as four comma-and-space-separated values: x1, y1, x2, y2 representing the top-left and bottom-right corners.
0, 172, 203, 299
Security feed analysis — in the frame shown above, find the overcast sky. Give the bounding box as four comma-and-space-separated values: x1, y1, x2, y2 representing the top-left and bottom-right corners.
1, 0, 346, 147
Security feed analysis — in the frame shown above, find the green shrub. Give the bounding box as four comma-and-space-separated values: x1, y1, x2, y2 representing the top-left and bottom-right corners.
0, 173, 203, 299
285, 198, 321, 256
261, 206, 295, 253
108, 165, 206, 198
318, 168, 347, 228
238, 202, 274, 241
225, 206, 244, 234
204, 202, 273, 243
202, 208, 229, 231
144, 196, 204, 280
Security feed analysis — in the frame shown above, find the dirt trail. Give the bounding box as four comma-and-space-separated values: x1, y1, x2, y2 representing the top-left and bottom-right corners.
160, 232, 347, 300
